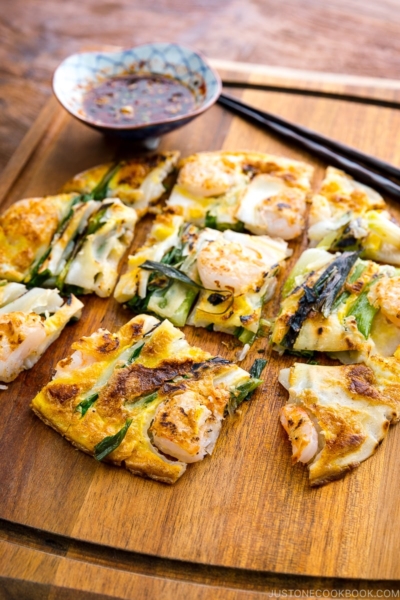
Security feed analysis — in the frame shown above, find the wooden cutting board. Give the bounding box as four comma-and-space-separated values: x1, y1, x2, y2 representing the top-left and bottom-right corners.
1, 60, 400, 599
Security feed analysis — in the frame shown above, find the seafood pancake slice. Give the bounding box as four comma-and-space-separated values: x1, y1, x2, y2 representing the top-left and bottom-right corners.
0, 193, 79, 282
62, 199, 138, 297
61, 152, 180, 216
31, 315, 263, 483
271, 247, 400, 361
114, 208, 291, 344
167, 151, 313, 238
0, 288, 83, 383
279, 356, 400, 485
309, 167, 400, 266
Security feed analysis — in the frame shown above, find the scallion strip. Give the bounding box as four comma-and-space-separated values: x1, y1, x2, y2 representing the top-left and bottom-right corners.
249, 358, 267, 379
346, 290, 378, 338
75, 392, 99, 417
94, 419, 132, 461
227, 378, 263, 416
90, 163, 121, 200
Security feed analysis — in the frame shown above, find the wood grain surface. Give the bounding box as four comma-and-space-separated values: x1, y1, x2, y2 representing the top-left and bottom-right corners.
1, 66, 400, 598
1, 0, 400, 175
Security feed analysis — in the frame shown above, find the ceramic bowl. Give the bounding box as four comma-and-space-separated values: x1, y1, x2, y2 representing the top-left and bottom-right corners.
53, 43, 221, 147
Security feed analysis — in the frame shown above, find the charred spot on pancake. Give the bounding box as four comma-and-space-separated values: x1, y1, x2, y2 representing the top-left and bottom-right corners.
96, 358, 194, 416
161, 382, 187, 395
190, 360, 231, 383
325, 427, 365, 454
242, 163, 257, 177
57, 355, 73, 369
190, 357, 231, 378
208, 292, 227, 306
97, 333, 120, 354
344, 337, 357, 350
159, 414, 177, 432
128, 321, 144, 338
240, 315, 253, 325
47, 383, 79, 404
346, 364, 379, 399
346, 280, 364, 294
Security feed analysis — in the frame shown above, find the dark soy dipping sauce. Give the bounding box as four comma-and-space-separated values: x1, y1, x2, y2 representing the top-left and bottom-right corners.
83, 74, 196, 126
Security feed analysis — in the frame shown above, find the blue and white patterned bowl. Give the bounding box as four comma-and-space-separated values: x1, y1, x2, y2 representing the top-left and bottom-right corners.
53, 43, 221, 144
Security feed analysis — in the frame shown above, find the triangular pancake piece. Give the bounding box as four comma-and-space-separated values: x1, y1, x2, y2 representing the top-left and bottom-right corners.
31, 314, 264, 483
279, 355, 400, 485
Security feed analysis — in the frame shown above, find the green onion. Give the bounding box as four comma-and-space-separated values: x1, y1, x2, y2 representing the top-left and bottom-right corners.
141, 261, 201, 288
90, 163, 121, 200
227, 378, 263, 416
169, 288, 199, 327
141, 261, 233, 319
346, 290, 378, 338
85, 206, 108, 235
126, 294, 152, 312
94, 419, 132, 461
205, 212, 218, 229
62, 284, 86, 296
141, 391, 158, 404
204, 212, 244, 232
348, 263, 366, 284
249, 358, 267, 379
28, 267, 52, 288
161, 245, 183, 266
235, 327, 256, 345
75, 392, 99, 417
331, 290, 351, 311
285, 349, 315, 359
282, 251, 359, 348
125, 391, 158, 407
125, 341, 144, 365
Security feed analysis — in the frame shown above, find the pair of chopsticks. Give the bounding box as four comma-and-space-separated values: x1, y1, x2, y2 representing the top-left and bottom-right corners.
217, 92, 400, 200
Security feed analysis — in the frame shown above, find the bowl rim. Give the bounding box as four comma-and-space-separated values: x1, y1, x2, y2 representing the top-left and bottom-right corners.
52, 42, 222, 131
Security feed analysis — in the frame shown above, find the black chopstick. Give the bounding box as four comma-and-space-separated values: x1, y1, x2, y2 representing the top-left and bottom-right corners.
218, 93, 400, 200
219, 92, 400, 181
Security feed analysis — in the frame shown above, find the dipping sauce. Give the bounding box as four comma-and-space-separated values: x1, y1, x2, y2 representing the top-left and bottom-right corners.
82, 74, 196, 126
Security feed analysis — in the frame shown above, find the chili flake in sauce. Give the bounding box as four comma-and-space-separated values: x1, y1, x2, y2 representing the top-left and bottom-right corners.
83, 74, 196, 126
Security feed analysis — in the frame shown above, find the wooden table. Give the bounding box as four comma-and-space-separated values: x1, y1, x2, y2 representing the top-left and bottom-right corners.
1, 0, 400, 171
2, 4, 400, 598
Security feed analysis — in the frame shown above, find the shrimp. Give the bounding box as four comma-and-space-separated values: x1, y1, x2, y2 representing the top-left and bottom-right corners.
236, 174, 306, 240
280, 404, 319, 464
368, 275, 400, 328
150, 389, 224, 463
0, 312, 47, 383
177, 154, 239, 198
196, 237, 267, 295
